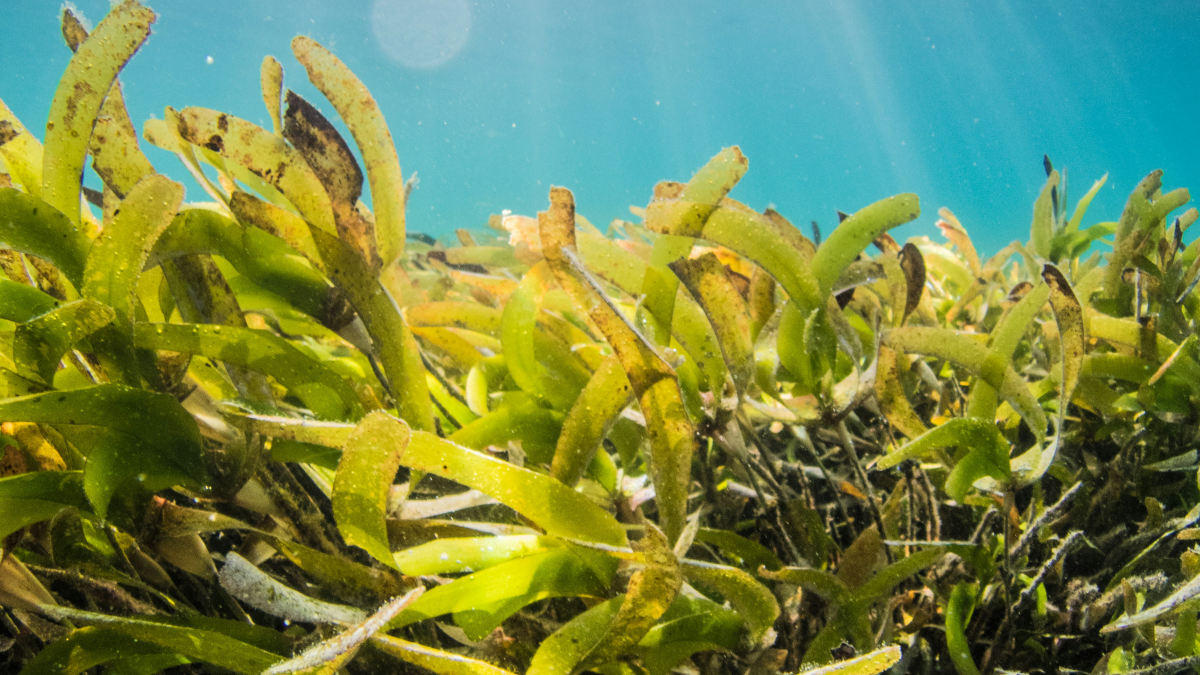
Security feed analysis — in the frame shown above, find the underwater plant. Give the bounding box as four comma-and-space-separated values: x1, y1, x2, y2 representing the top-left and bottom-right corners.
2, 2, 1200, 673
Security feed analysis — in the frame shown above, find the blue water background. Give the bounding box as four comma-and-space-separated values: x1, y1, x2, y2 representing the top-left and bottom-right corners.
4, 1, 1198, 255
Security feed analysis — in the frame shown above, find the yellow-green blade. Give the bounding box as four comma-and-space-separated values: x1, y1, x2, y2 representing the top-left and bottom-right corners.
292, 36, 407, 266
41, 1, 154, 226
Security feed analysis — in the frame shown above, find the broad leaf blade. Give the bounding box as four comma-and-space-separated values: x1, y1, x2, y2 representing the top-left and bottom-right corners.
270, 537, 409, 607
874, 345, 928, 439
260, 55, 284, 134
646, 193, 821, 315
149, 206, 335, 321
935, 208, 981, 277
1029, 170, 1059, 259
945, 583, 981, 675
82, 174, 183, 328
550, 356, 632, 486
0, 471, 89, 540
0, 385, 208, 515
540, 186, 694, 543
1065, 173, 1109, 233
402, 429, 627, 547
877, 417, 1011, 500
41, 1, 154, 226
0, 100, 44, 197
528, 596, 624, 675
641, 146, 748, 251
1042, 264, 1085, 410
307, 226, 434, 431
447, 394, 563, 464
812, 193, 920, 301
134, 322, 364, 420
282, 90, 378, 271
0, 279, 59, 322
799, 645, 902, 675
60, 8, 156, 199
682, 559, 780, 648
390, 547, 616, 639
884, 326, 1047, 441
636, 594, 745, 674
334, 411, 410, 569
965, 283, 1050, 421
0, 190, 90, 287
500, 262, 574, 408
671, 252, 753, 392
758, 567, 851, 607
175, 107, 336, 234
19, 626, 184, 675
585, 524, 681, 666
14, 299, 114, 384
32, 605, 283, 674
369, 632, 518, 675
1015, 263, 1088, 484
292, 36, 408, 265
576, 229, 726, 392
392, 535, 556, 576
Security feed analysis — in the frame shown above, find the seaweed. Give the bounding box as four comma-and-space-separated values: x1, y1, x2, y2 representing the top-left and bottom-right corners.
1, 2, 1199, 673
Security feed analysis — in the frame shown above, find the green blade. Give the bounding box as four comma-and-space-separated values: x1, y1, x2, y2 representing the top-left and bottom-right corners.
41, 1, 154, 226
333, 410, 410, 569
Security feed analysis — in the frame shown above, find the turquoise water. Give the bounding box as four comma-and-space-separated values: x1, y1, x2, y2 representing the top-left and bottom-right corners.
5, 1, 1198, 254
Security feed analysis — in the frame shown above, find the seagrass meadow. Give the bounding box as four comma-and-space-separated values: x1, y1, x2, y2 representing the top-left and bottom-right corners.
3, 2, 1200, 673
